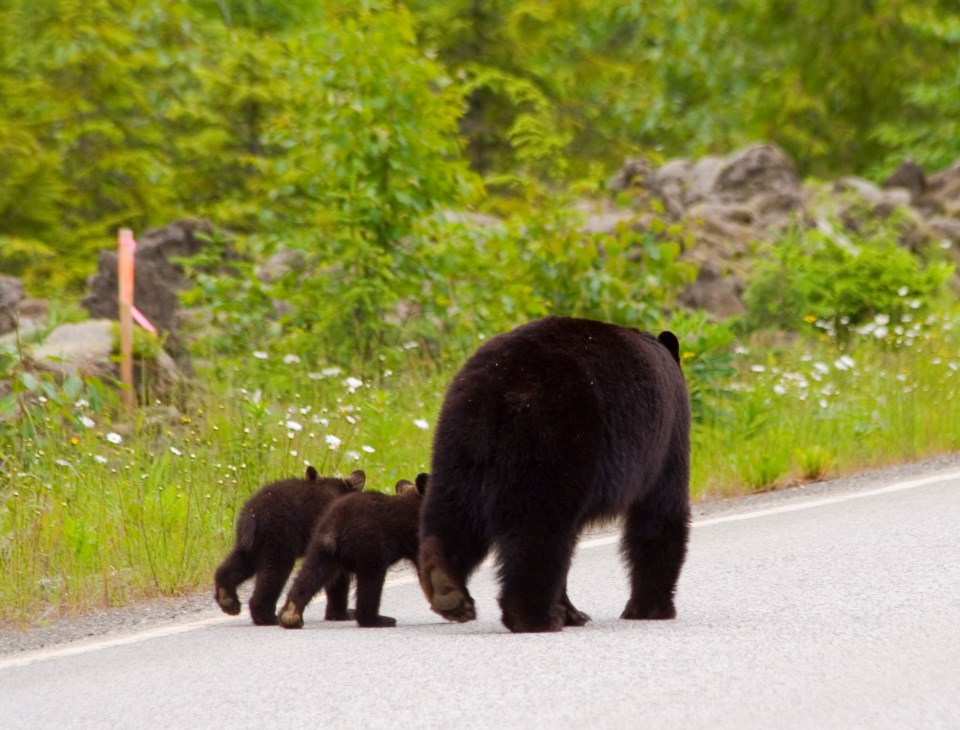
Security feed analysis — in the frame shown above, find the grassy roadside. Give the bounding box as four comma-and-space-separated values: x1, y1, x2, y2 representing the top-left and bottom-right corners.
1, 313, 959, 627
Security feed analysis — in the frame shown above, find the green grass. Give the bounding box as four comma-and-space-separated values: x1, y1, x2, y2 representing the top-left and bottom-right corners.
2, 313, 959, 626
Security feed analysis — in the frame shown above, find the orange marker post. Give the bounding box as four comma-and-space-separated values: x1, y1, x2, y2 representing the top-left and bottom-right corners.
118, 228, 136, 415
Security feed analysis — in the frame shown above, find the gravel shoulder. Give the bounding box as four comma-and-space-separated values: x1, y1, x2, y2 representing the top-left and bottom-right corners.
3, 451, 960, 658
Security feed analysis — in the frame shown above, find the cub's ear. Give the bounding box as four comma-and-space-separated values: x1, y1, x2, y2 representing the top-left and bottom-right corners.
415, 473, 429, 495
395, 479, 415, 496
346, 470, 366, 491
657, 331, 681, 364
305, 465, 319, 482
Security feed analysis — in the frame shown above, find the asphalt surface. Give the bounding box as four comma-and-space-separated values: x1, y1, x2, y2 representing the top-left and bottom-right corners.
1, 465, 959, 729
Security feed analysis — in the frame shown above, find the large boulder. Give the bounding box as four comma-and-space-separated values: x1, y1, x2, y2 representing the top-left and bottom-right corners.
29, 319, 183, 399
710, 144, 801, 205
81, 219, 216, 356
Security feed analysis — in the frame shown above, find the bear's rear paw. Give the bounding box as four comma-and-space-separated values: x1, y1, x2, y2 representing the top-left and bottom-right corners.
621, 598, 676, 621
562, 604, 592, 627
279, 603, 304, 629
501, 604, 565, 633
427, 567, 476, 623
215, 586, 241, 616
358, 615, 397, 628
325, 608, 356, 621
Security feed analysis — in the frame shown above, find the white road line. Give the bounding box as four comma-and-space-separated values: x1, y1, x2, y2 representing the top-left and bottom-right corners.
3, 468, 958, 671
577, 468, 960, 550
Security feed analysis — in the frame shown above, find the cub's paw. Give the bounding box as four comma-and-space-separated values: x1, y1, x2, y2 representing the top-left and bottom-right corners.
279, 603, 304, 629
215, 586, 241, 616
427, 567, 476, 623
621, 598, 676, 621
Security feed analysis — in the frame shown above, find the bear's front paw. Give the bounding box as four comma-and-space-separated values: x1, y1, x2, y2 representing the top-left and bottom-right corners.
621, 598, 676, 621
279, 603, 304, 629
427, 567, 476, 623
358, 615, 397, 628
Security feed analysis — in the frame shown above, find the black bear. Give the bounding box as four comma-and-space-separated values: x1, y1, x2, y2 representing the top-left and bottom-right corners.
418, 316, 691, 633
279, 473, 428, 629
214, 466, 365, 625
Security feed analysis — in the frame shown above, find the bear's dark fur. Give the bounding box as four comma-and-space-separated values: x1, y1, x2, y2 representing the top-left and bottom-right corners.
214, 466, 365, 625
418, 316, 691, 633
279, 473, 428, 629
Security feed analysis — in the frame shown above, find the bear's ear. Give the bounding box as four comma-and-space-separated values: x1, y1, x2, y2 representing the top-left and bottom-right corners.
305, 465, 318, 482
395, 479, 415, 495
346, 470, 366, 491
657, 331, 681, 364
415, 472, 429, 495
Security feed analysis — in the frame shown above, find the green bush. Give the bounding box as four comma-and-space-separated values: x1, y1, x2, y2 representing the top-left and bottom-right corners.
743, 224, 954, 337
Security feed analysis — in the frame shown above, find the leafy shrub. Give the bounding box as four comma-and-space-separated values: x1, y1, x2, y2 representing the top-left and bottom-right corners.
743, 224, 953, 338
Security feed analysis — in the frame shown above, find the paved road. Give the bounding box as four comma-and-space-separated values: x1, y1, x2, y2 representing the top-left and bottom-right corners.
2, 469, 959, 729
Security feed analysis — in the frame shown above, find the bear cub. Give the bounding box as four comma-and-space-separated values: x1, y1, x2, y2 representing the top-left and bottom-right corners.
214, 466, 365, 625
279, 473, 428, 629
419, 315, 691, 633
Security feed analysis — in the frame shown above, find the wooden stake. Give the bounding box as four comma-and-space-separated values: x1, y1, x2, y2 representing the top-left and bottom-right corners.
118, 228, 136, 415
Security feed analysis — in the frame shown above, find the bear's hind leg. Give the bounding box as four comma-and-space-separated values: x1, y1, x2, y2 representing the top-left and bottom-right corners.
497, 529, 576, 633
355, 567, 395, 627
418, 510, 487, 623
323, 572, 354, 621
559, 581, 591, 627
248, 554, 295, 626
620, 488, 690, 621
214, 547, 255, 616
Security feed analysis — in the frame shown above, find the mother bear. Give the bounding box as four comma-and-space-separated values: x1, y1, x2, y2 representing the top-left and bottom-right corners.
418, 316, 691, 633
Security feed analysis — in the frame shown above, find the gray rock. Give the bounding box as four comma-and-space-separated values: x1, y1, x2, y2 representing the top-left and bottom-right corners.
712, 144, 800, 204
29, 319, 183, 399
0, 275, 24, 335
30, 320, 116, 379
677, 260, 746, 320
883, 160, 926, 201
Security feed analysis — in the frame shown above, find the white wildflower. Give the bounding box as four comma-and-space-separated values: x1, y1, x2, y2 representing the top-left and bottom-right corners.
414, 418, 430, 430
362, 445, 375, 453
325, 434, 342, 449
105, 432, 122, 444
283, 354, 301, 364
94, 455, 108, 464
834, 355, 855, 371
344, 377, 363, 393
79, 415, 95, 429
253, 350, 269, 360
285, 420, 303, 432
170, 447, 182, 456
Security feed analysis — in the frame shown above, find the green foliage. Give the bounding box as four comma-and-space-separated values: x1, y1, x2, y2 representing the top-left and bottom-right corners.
743, 224, 954, 337
874, 8, 960, 172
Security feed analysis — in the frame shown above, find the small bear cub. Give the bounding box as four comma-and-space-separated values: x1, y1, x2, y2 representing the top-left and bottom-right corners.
279, 473, 428, 629
214, 466, 365, 625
